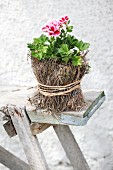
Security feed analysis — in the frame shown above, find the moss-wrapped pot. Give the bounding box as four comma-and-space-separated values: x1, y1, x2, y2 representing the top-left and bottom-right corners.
30, 57, 88, 113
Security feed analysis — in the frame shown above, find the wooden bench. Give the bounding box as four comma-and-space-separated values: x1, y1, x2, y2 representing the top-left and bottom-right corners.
0, 86, 105, 170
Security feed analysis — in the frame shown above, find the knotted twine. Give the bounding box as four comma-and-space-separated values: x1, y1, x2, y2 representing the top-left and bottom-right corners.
37, 79, 81, 97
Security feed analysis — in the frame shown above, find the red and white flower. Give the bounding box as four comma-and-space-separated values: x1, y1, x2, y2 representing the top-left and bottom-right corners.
42, 20, 61, 36
42, 16, 69, 36
59, 16, 69, 25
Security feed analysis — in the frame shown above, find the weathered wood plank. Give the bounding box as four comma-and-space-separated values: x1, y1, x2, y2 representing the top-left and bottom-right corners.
0, 145, 30, 170
54, 125, 90, 170
0, 86, 51, 136
26, 91, 105, 126
3, 120, 51, 137
0, 86, 34, 107
30, 123, 51, 135
8, 106, 49, 170
3, 120, 17, 137
0, 86, 105, 126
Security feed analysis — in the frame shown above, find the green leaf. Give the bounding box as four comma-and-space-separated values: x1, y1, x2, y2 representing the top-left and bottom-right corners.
33, 38, 41, 44
61, 29, 65, 33
33, 34, 48, 45
31, 51, 36, 57
72, 56, 82, 66
68, 20, 70, 24
40, 34, 48, 42
75, 40, 90, 51
82, 43, 90, 50
62, 56, 70, 63
42, 46, 48, 53
37, 52, 43, 60
27, 43, 36, 50
31, 51, 43, 60
67, 26, 73, 32
58, 44, 69, 54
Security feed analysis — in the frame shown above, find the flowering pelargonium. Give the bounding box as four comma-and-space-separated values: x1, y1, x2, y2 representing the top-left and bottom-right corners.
42, 16, 69, 36
42, 20, 61, 36
59, 16, 69, 25
27, 16, 90, 67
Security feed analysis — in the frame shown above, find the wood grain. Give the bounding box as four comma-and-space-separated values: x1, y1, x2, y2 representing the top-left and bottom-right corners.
0, 145, 30, 170
54, 125, 90, 170
30, 123, 51, 135
8, 106, 49, 170
26, 91, 105, 126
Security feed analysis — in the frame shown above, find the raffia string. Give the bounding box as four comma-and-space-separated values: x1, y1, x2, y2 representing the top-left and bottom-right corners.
37, 79, 81, 96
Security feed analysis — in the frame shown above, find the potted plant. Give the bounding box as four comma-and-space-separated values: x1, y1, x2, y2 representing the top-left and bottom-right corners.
27, 16, 90, 113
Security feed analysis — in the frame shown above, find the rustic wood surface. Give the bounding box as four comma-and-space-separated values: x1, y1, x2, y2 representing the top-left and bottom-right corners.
0, 85, 34, 107
54, 125, 90, 170
0, 145, 30, 170
0, 86, 96, 170
30, 123, 51, 135
26, 91, 105, 126
8, 106, 49, 170
0, 86, 51, 135
0, 86, 105, 127
3, 120, 17, 137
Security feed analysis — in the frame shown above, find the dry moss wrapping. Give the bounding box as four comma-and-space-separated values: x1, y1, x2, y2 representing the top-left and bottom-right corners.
29, 55, 89, 113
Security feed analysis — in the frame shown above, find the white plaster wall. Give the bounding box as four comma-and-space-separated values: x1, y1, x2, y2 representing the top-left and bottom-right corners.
0, 0, 113, 169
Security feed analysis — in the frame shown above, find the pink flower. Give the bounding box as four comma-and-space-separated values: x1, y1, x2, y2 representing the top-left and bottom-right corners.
59, 16, 69, 25
42, 25, 49, 32
42, 20, 61, 36
50, 20, 61, 27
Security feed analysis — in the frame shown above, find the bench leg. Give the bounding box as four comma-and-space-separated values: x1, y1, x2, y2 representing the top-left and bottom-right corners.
8, 106, 49, 170
0, 145, 29, 170
53, 125, 90, 170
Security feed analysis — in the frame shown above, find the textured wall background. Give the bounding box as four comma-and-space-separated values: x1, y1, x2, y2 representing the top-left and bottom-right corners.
0, 0, 113, 169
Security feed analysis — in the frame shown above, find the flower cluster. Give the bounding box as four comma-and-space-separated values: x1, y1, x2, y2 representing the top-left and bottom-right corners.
42, 16, 69, 36
27, 16, 90, 67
